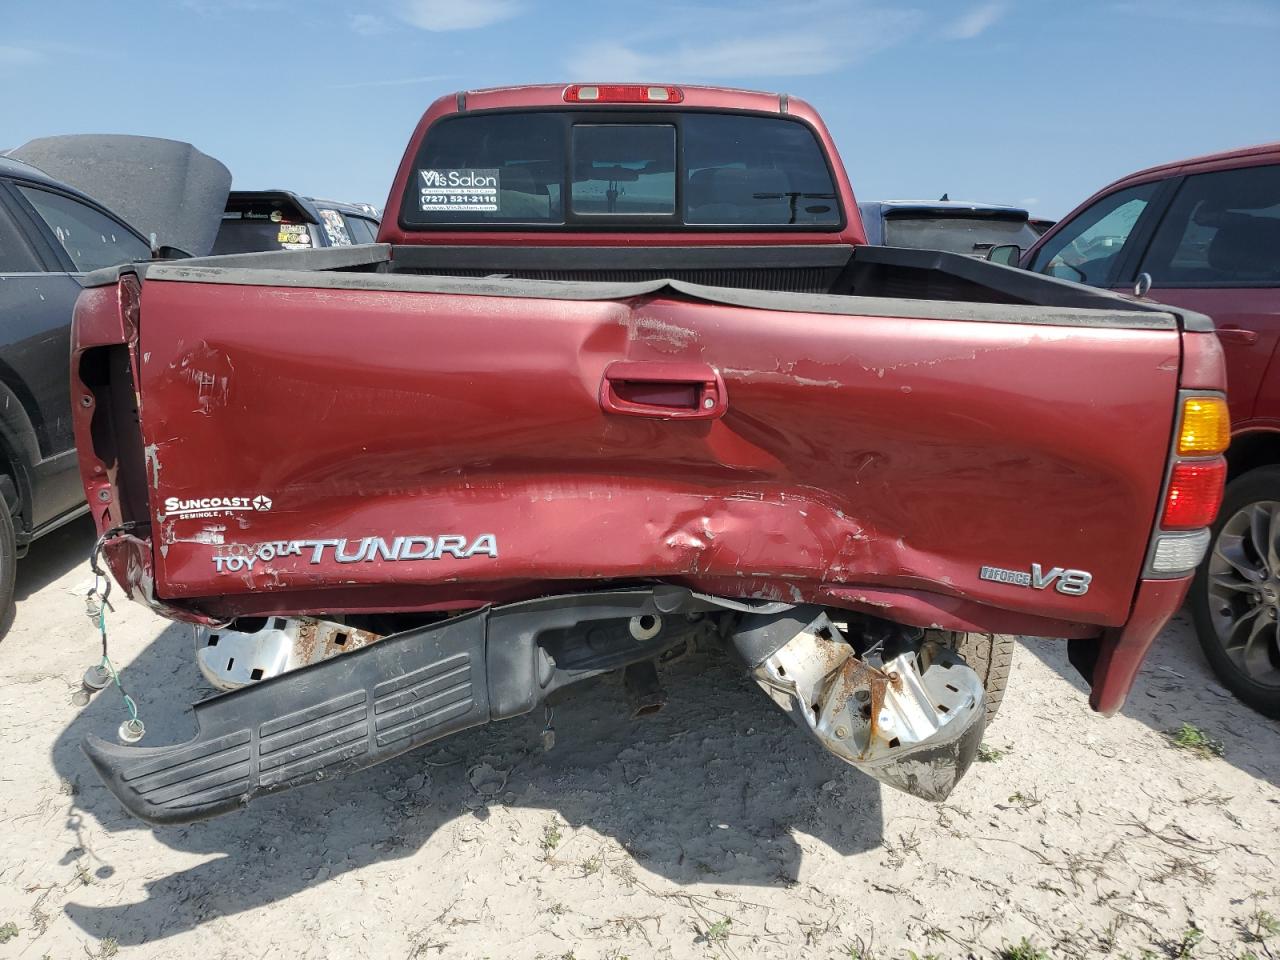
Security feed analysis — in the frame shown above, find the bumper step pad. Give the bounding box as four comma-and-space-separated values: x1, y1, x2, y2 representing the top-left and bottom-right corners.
83, 610, 489, 824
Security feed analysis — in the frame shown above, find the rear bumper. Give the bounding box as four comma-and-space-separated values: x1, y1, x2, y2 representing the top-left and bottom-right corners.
81, 573, 1190, 824
82, 588, 720, 824
84, 608, 490, 824
1085, 576, 1192, 716
81, 584, 1001, 825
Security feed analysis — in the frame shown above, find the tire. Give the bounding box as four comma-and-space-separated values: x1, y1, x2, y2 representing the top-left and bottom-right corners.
944, 631, 1015, 724
0, 481, 16, 639
1190, 466, 1280, 719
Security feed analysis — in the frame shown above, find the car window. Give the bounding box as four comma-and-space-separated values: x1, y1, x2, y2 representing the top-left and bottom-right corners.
408, 111, 565, 224
212, 214, 316, 254
1139, 164, 1280, 286
1029, 182, 1159, 285
571, 124, 675, 216
14, 185, 149, 272
344, 215, 378, 244
883, 215, 1041, 256
318, 208, 353, 246
682, 113, 839, 226
0, 198, 41, 272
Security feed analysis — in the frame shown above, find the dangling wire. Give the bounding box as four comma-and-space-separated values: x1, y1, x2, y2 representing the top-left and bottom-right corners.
88, 523, 136, 600
540, 703, 556, 752
84, 524, 142, 730
85, 570, 137, 723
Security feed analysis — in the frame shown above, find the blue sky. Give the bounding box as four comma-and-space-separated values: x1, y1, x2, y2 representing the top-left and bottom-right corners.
3, 0, 1277, 218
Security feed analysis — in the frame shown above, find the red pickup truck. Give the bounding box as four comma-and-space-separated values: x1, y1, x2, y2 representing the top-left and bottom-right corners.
71, 84, 1228, 824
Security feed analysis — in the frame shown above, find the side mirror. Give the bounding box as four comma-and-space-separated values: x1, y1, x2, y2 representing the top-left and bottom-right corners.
986, 244, 1022, 266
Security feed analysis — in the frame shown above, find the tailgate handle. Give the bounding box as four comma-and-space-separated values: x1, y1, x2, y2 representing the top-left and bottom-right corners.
599, 361, 727, 420
1216, 326, 1258, 345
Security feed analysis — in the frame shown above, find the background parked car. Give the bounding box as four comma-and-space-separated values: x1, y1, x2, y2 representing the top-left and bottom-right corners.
1017, 141, 1280, 718
0, 137, 230, 628
0, 159, 154, 623
8, 135, 230, 258
857, 199, 1042, 258
212, 191, 380, 255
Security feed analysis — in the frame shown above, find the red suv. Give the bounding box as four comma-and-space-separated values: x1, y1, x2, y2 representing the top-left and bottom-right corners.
1019, 143, 1280, 717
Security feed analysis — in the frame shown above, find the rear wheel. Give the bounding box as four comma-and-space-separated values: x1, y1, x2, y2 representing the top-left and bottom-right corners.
1190, 466, 1280, 719
943, 631, 1014, 724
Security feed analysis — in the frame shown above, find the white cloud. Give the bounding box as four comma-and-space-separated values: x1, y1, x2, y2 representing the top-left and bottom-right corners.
567, 2, 923, 81
396, 0, 522, 31
0, 45, 43, 66
350, 13, 388, 35
943, 1, 1009, 39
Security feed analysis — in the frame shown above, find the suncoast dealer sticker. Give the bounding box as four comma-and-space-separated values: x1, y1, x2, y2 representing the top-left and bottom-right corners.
163, 495, 272, 519
419, 168, 500, 212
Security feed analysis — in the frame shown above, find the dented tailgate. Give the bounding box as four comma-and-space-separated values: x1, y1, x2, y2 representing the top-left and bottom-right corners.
104, 273, 1180, 632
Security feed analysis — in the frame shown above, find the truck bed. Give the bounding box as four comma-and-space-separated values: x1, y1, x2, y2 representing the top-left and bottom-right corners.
144, 240, 1212, 312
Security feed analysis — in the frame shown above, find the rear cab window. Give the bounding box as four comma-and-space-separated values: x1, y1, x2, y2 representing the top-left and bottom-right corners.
571, 124, 675, 215
399, 110, 842, 230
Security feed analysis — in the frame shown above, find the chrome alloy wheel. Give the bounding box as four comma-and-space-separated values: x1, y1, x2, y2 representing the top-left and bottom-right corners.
1206, 501, 1280, 689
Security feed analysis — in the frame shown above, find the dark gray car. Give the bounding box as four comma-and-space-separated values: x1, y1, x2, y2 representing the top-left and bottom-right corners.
0, 139, 229, 624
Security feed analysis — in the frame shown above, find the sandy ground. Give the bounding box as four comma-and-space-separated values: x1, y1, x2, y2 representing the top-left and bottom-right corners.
1, 516, 1278, 960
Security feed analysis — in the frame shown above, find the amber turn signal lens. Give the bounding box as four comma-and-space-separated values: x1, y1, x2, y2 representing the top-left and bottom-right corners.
1178, 396, 1229, 455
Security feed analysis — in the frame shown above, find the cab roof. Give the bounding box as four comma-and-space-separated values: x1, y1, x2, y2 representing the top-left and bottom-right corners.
451, 83, 799, 117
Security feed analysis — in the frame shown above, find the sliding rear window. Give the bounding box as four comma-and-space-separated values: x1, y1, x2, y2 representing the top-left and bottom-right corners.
400, 110, 841, 230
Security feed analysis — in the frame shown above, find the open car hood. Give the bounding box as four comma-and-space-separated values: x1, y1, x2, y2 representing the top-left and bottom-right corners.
9, 135, 231, 258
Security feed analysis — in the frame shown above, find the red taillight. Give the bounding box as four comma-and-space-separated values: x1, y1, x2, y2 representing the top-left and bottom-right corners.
1161, 458, 1226, 529
563, 84, 684, 104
